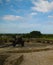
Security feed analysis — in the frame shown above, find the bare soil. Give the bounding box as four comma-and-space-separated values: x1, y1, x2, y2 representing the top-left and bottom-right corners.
20, 50, 53, 65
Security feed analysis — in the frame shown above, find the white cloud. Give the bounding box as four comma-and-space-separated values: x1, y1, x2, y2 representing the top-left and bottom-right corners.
30, 12, 37, 16
15, 0, 23, 2
6, 0, 10, 2
0, 22, 41, 33
41, 24, 53, 34
0, 0, 2, 4
18, 23, 40, 28
32, 0, 53, 13
48, 15, 53, 18
2, 15, 23, 21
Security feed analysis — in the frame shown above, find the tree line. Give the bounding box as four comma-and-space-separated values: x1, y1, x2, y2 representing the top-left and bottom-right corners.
0, 31, 53, 39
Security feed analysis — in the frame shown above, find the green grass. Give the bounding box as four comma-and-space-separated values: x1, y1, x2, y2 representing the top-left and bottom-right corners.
41, 37, 53, 40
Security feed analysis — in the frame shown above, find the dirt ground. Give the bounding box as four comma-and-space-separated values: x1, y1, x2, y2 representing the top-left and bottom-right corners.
0, 44, 53, 65
20, 50, 53, 65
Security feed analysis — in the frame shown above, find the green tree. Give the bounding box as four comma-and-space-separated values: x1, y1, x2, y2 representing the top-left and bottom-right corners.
30, 31, 42, 38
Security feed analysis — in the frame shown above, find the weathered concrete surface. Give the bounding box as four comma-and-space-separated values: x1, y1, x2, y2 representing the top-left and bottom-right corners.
20, 50, 53, 65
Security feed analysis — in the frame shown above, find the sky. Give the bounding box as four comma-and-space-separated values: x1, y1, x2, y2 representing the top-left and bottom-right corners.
0, 0, 53, 34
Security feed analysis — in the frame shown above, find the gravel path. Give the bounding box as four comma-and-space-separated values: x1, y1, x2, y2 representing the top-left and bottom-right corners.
20, 50, 53, 65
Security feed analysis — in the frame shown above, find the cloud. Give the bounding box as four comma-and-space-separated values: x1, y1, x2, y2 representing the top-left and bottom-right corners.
0, 22, 41, 33
0, 0, 10, 4
6, 0, 10, 2
15, 0, 23, 2
18, 23, 40, 28
48, 15, 53, 18
46, 21, 53, 25
2, 15, 23, 21
0, 0, 2, 4
41, 24, 53, 34
30, 12, 37, 16
32, 0, 53, 13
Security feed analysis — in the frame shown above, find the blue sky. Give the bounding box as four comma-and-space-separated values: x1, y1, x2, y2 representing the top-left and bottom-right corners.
0, 0, 53, 34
